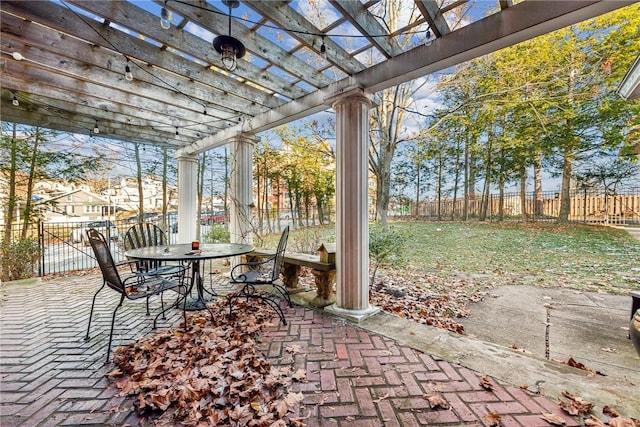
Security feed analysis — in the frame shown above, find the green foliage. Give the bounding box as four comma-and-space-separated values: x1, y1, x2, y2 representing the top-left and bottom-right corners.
0, 238, 41, 281
288, 226, 334, 254
369, 224, 406, 285
204, 225, 230, 243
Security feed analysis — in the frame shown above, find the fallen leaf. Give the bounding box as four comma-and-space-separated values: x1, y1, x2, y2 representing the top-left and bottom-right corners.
558, 357, 605, 376
286, 344, 302, 354
480, 375, 495, 391
422, 393, 450, 409
584, 415, 607, 427
108, 300, 303, 426
603, 406, 621, 418
559, 390, 593, 415
609, 418, 637, 427
541, 413, 566, 425
484, 411, 501, 426
373, 392, 389, 403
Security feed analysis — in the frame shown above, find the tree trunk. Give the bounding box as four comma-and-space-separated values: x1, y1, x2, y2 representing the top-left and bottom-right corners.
414, 157, 421, 219
161, 147, 168, 234
558, 146, 572, 223
498, 147, 505, 221
480, 138, 493, 222
463, 134, 470, 221
534, 151, 544, 217
134, 143, 144, 218
376, 144, 393, 228
519, 165, 528, 221
436, 151, 443, 221
22, 128, 40, 239
3, 123, 18, 247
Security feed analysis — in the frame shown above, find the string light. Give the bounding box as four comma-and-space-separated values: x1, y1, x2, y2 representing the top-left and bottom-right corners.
425, 29, 433, 46
125, 58, 133, 81
93, 120, 100, 134
160, 1, 171, 29
175, 127, 179, 135
12, 92, 19, 106
320, 35, 327, 60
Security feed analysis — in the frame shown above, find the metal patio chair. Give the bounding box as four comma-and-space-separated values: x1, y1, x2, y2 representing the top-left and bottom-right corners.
123, 222, 186, 278
228, 226, 291, 324
84, 228, 188, 363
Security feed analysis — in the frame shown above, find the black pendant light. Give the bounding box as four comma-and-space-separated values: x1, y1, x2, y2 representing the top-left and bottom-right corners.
212, 0, 245, 72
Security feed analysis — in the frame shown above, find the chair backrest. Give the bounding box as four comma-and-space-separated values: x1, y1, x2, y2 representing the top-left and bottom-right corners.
271, 226, 289, 281
86, 228, 125, 294
123, 222, 167, 251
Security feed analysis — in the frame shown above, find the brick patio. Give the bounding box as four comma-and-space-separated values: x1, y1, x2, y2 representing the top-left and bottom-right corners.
1, 273, 583, 426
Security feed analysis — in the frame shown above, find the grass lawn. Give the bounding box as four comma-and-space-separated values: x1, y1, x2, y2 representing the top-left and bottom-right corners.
279, 221, 639, 332
387, 221, 640, 294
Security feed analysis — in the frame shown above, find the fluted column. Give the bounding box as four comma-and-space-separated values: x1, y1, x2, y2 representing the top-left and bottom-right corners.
229, 134, 256, 246
176, 153, 199, 244
325, 88, 380, 321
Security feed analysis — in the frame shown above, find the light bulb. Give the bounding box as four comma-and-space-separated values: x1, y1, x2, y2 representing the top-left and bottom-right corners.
93, 121, 100, 134
12, 52, 24, 61
221, 44, 238, 71
12, 94, 19, 106
160, 7, 171, 29
125, 64, 133, 81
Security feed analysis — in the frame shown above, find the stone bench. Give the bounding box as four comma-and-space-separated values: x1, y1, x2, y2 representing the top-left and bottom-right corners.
245, 243, 336, 307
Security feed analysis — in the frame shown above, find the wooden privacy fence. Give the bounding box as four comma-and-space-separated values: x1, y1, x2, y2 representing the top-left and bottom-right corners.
410, 188, 640, 224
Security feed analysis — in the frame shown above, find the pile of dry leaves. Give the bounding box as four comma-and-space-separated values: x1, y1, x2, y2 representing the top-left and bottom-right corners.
369, 271, 489, 334
107, 299, 305, 426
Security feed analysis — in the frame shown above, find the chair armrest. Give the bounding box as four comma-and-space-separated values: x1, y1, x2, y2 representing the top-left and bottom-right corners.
116, 259, 143, 274
230, 257, 276, 281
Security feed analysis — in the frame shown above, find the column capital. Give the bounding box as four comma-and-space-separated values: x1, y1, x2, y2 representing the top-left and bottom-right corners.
176, 153, 199, 164
227, 134, 259, 146
325, 86, 374, 109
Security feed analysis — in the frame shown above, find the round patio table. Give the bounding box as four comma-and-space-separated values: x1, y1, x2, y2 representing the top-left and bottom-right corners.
125, 243, 253, 311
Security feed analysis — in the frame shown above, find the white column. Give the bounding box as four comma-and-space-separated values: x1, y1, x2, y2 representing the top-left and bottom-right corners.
229, 135, 256, 245
325, 88, 380, 322
176, 154, 199, 244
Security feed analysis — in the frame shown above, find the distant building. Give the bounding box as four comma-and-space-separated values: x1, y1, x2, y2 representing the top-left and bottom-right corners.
39, 188, 113, 223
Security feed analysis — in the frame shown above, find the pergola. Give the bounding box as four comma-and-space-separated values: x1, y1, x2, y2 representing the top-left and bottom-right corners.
1, 0, 633, 320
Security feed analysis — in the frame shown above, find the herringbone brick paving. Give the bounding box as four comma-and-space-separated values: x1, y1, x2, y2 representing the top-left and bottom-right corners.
1, 274, 580, 426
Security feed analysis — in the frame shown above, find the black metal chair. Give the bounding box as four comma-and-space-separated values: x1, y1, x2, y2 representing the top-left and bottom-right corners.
84, 228, 188, 363
228, 226, 291, 324
123, 222, 186, 278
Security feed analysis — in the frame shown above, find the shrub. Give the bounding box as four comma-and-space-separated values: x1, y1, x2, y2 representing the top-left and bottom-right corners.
205, 224, 230, 243
289, 226, 334, 254
0, 238, 41, 281
369, 224, 406, 285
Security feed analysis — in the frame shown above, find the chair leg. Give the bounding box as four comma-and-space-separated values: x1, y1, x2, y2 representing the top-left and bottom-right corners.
272, 283, 292, 307
228, 284, 287, 325
106, 295, 125, 363
181, 285, 188, 330
153, 291, 181, 328
146, 296, 151, 316
160, 292, 166, 320
85, 282, 106, 341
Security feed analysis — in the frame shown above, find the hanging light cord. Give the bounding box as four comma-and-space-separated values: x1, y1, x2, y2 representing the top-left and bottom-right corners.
59, 0, 209, 114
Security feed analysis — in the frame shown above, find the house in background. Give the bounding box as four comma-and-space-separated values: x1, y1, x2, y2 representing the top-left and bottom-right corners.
2, 176, 179, 225
39, 188, 114, 223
